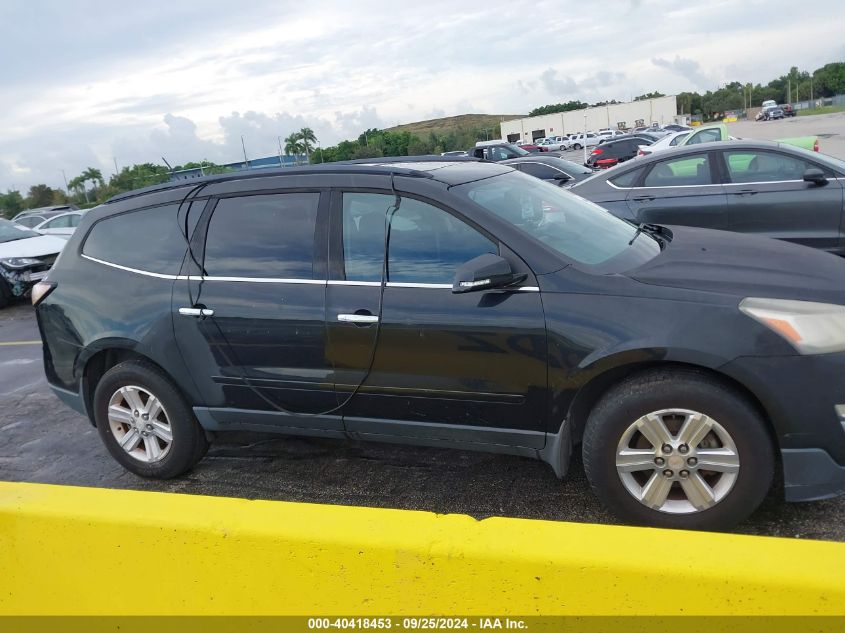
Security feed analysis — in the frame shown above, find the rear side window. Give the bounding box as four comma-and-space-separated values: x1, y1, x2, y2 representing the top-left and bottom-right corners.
609, 167, 643, 188
203, 193, 319, 279
723, 150, 822, 183
643, 154, 712, 187
83, 204, 188, 274
520, 163, 561, 179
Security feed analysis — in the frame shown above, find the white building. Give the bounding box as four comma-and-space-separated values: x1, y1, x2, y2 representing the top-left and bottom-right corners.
500, 95, 679, 142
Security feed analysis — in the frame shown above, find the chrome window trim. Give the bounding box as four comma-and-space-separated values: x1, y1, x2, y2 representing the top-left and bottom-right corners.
81, 254, 187, 280
328, 280, 381, 287
192, 276, 326, 285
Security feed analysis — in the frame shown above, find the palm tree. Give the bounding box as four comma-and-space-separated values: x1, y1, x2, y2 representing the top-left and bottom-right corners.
298, 127, 317, 161
67, 174, 89, 204
81, 167, 104, 197
284, 133, 304, 164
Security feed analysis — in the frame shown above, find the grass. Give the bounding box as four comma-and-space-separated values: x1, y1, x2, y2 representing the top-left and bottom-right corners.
796, 105, 845, 117
383, 113, 524, 137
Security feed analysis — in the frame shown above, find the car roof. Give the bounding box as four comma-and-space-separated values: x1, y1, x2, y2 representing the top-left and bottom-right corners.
106, 158, 513, 203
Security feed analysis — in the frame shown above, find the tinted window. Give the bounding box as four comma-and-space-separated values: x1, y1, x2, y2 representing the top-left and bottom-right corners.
68, 213, 81, 227
643, 154, 712, 187
204, 193, 319, 279
44, 214, 72, 228
341, 193, 496, 284
83, 204, 188, 274
520, 163, 561, 179
15, 216, 44, 228
723, 150, 818, 183
669, 133, 688, 146
609, 167, 643, 188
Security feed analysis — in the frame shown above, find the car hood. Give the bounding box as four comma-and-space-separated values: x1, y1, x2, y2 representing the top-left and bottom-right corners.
628, 225, 845, 303
0, 234, 66, 258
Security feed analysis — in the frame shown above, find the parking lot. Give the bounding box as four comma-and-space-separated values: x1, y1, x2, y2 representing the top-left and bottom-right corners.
3, 296, 845, 540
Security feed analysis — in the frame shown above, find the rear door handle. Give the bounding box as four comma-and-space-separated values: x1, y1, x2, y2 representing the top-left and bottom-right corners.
734, 189, 757, 196
337, 313, 379, 324
632, 195, 655, 202
178, 307, 215, 317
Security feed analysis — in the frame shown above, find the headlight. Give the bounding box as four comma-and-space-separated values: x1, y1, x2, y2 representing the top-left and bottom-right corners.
0, 257, 41, 269
739, 297, 845, 355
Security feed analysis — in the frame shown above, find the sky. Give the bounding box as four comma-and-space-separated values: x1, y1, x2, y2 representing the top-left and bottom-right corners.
1, 0, 844, 192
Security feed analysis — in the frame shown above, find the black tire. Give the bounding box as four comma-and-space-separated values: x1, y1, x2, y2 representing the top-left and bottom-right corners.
573, 143, 582, 150
0, 278, 12, 309
93, 360, 209, 478
582, 368, 774, 531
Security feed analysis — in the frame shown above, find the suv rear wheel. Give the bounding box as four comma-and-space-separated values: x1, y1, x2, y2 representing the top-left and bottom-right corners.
582, 368, 774, 531
93, 360, 209, 478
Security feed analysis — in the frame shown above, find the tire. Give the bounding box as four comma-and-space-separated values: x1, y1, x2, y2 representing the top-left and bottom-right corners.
93, 360, 209, 478
582, 368, 774, 531
573, 143, 582, 150
0, 279, 10, 309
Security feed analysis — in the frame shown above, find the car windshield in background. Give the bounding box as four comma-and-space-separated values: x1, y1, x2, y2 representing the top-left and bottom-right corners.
454, 171, 660, 268
0, 218, 39, 243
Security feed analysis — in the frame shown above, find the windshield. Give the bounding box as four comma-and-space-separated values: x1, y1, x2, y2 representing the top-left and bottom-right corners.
0, 218, 39, 243
453, 170, 661, 268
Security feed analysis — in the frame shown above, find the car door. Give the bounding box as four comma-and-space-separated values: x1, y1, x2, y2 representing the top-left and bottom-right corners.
326, 190, 548, 449
172, 190, 341, 432
38, 213, 75, 237
625, 151, 729, 229
718, 148, 845, 252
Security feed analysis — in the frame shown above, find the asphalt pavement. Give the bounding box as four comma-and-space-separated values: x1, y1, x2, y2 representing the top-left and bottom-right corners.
1, 300, 844, 540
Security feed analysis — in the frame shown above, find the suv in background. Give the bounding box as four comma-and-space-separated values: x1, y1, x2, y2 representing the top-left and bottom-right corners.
34, 159, 845, 531
12, 205, 80, 229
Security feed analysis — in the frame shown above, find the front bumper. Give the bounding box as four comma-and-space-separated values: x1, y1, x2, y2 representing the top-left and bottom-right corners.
1, 262, 54, 298
721, 353, 845, 502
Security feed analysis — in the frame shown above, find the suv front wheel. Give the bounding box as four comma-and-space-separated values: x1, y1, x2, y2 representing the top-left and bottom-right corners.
93, 360, 209, 478
582, 369, 774, 531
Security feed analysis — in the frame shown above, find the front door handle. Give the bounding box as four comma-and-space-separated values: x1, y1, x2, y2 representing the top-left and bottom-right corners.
337, 313, 379, 324
179, 307, 214, 317
734, 189, 758, 196
632, 195, 655, 202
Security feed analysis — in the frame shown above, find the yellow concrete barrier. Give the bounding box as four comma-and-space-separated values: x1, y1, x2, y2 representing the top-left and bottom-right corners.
1, 482, 845, 616
723, 116, 738, 123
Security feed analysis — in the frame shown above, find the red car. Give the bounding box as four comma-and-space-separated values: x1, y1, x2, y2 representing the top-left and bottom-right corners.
518, 144, 548, 153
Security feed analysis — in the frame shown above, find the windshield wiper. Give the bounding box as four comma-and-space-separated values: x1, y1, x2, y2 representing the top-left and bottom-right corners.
628, 223, 661, 246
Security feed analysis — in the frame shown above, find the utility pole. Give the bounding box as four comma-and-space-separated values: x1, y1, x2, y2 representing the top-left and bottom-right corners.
113, 157, 119, 176
278, 136, 285, 167
787, 78, 791, 104
60, 169, 68, 193
241, 135, 250, 169
583, 112, 588, 165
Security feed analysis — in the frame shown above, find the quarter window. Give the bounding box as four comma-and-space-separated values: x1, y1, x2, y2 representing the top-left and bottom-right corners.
83, 204, 188, 274
204, 193, 320, 279
723, 150, 818, 183
643, 154, 712, 187
341, 193, 496, 284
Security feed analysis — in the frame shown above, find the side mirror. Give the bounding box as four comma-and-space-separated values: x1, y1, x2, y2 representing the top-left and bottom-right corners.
553, 173, 571, 185
452, 253, 527, 294
803, 167, 828, 186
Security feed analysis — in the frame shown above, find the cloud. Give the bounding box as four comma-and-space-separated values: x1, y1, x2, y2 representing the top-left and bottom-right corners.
651, 56, 713, 90
539, 68, 577, 96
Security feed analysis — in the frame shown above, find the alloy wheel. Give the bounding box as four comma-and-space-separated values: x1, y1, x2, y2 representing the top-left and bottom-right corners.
107, 385, 173, 463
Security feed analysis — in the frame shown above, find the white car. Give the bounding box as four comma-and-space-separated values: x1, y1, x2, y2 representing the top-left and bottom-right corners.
635, 130, 691, 157
569, 133, 600, 150
0, 219, 66, 308
536, 136, 571, 151
33, 210, 86, 240
597, 129, 624, 141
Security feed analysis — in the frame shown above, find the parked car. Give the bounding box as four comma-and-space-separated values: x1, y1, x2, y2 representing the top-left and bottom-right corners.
35, 158, 845, 530
663, 124, 692, 132
780, 104, 796, 117
768, 108, 785, 120
597, 129, 624, 141
12, 205, 79, 228
467, 143, 531, 161
586, 137, 654, 168
440, 151, 468, 158
519, 143, 547, 153
536, 137, 571, 151
635, 130, 691, 157
500, 155, 593, 185
569, 132, 600, 150
681, 123, 819, 153
32, 210, 87, 239
570, 140, 845, 255
0, 218, 65, 308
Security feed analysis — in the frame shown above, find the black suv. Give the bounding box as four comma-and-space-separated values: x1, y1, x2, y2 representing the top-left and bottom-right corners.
35, 159, 845, 530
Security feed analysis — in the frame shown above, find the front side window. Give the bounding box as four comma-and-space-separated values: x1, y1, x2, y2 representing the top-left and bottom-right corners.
686, 128, 721, 145
723, 150, 817, 183
669, 133, 688, 146
44, 215, 72, 228
643, 154, 712, 187
83, 204, 188, 274
341, 193, 496, 284
204, 193, 319, 279
454, 171, 659, 268
15, 216, 44, 228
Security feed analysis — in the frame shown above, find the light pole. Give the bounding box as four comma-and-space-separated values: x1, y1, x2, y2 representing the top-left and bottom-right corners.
583, 112, 588, 165
241, 135, 250, 169
278, 136, 284, 167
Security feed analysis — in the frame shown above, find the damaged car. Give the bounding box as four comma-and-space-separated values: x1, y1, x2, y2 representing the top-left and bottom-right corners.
0, 218, 65, 308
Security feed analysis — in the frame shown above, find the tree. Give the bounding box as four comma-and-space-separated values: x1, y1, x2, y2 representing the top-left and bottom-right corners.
814, 62, 845, 97
0, 190, 24, 218
67, 175, 89, 204
528, 101, 588, 117
634, 91, 666, 101
298, 127, 317, 161
81, 167, 104, 191
26, 184, 55, 208
108, 163, 170, 194
284, 133, 304, 161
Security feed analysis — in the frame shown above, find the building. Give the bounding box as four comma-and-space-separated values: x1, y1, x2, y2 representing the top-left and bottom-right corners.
500, 95, 679, 142
170, 153, 309, 182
